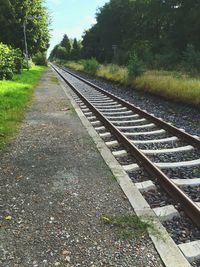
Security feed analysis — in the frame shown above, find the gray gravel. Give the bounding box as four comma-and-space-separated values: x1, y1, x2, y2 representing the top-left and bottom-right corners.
0, 69, 164, 267
67, 68, 200, 136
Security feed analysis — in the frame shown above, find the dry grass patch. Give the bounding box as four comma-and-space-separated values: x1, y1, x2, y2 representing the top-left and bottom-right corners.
64, 61, 84, 72
134, 71, 200, 106
97, 64, 128, 84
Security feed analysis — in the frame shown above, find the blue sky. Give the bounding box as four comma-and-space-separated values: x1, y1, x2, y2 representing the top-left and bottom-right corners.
46, 0, 109, 55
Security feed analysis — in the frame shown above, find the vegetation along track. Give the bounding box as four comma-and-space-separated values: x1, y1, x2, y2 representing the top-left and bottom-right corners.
52, 64, 200, 265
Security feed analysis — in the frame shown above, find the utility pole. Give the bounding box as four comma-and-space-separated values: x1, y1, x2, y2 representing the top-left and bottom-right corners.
23, 16, 41, 70
23, 19, 29, 70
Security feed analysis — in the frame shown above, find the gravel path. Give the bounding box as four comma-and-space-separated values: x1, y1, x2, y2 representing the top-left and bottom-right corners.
68, 69, 200, 136
0, 70, 164, 267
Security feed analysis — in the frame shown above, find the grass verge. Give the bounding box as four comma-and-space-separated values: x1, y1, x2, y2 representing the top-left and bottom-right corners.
0, 65, 47, 149
63, 61, 200, 107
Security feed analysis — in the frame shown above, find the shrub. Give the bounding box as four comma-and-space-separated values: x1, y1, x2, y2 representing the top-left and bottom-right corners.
0, 43, 22, 80
82, 58, 100, 75
182, 44, 200, 74
128, 53, 145, 78
131, 40, 153, 67
154, 51, 179, 70
33, 52, 48, 66
12, 48, 23, 73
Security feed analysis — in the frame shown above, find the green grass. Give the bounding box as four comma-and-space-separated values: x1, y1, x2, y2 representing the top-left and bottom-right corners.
0, 65, 47, 149
63, 60, 200, 107
101, 214, 150, 239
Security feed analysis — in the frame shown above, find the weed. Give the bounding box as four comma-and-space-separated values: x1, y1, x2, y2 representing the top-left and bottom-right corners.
51, 76, 59, 84
193, 166, 200, 177
101, 214, 150, 239
128, 53, 145, 78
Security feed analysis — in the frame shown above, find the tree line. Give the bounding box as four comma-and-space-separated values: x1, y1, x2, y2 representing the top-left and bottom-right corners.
51, 0, 200, 71
49, 35, 81, 61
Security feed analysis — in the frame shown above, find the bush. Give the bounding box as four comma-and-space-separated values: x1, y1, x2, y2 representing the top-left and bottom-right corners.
33, 52, 47, 66
130, 40, 153, 67
154, 51, 179, 70
12, 48, 23, 73
0, 43, 22, 80
182, 44, 200, 74
128, 53, 145, 78
82, 58, 100, 75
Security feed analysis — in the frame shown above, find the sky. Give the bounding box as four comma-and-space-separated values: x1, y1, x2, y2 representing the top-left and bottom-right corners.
46, 0, 109, 55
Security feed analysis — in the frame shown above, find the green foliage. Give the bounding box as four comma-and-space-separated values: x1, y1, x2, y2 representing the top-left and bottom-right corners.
0, 43, 22, 80
70, 38, 81, 60
33, 52, 47, 66
82, 58, 100, 75
60, 34, 71, 53
131, 41, 154, 67
101, 214, 149, 239
182, 44, 200, 73
12, 48, 23, 74
154, 51, 179, 70
0, 0, 50, 56
57, 46, 68, 60
80, 0, 200, 69
49, 36, 82, 61
128, 53, 145, 78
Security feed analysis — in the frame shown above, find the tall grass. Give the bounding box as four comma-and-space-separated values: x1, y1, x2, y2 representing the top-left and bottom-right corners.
97, 64, 128, 83
0, 65, 46, 149
134, 71, 200, 106
63, 60, 200, 107
64, 61, 84, 71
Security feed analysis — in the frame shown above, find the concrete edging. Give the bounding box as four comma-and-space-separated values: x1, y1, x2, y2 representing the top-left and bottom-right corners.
53, 68, 191, 267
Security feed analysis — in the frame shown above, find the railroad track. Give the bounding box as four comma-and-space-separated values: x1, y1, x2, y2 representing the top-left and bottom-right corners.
52, 64, 200, 266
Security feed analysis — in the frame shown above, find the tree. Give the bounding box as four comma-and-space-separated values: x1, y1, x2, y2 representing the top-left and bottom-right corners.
81, 0, 200, 66
60, 34, 71, 53
70, 38, 81, 60
0, 0, 50, 56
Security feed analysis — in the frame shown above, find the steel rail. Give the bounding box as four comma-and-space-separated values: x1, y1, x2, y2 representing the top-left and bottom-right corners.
59, 65, 200, 149
52, 64, 200, 228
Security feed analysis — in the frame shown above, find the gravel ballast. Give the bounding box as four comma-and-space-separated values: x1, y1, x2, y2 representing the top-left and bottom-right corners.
67, 69, 200, 137
0, 70, 164, 267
